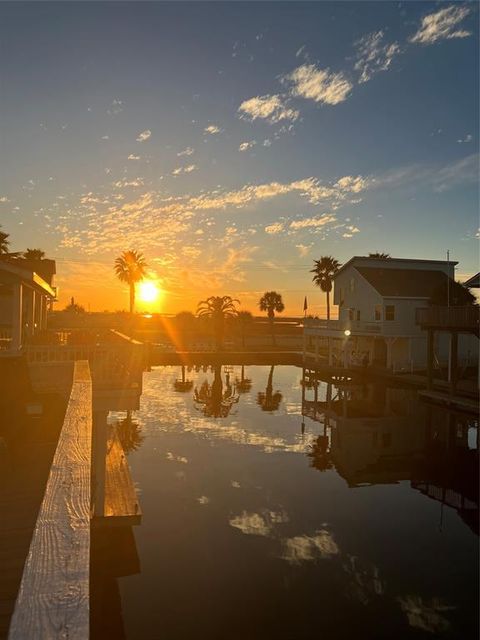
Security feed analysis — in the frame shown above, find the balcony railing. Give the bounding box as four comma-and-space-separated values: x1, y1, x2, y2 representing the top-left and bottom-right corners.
303, 318, 408, 337
416, 306, 479, 331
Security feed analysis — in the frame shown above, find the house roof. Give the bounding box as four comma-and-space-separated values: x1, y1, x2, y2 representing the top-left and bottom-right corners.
356, 267, 448, 298
464, 272, 480, 288
0, 262, 56, 297
335, 256, 457, 278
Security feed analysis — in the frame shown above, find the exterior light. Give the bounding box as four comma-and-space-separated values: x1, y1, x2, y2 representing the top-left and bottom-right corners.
344, 329, 351, 337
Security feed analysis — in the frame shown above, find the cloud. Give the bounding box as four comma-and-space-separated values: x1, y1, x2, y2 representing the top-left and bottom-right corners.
172, 164, 197, 176
457, 133, 472, 144
265, 222, 285, 234
296, 244, 311, 257
342, 225, 360, 238
136, 129, 152, 142
101, 135, 109, 140
204, 124, 222, 134
0, 196, 10, 203
281, 529, 339, 564
410, 5, 471, 45
397, 596, 454, 633
239, 140, 257, 152
354, 31, 401, 84
128, 154, 141, 160
177, 147, 194, 157
284, 64, 352, 105
290, 214, 336, 230
238, 94, 299, 124
229, 510, 288, 537
107, 98, 123, 115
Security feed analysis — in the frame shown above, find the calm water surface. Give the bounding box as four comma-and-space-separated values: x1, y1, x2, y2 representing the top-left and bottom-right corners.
100, 365, 478, 640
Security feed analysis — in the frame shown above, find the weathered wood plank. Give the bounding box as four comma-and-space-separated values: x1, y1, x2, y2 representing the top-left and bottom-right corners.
8, 361, 92, 640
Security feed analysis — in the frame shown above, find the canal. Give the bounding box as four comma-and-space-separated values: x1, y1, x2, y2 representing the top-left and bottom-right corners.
92, 364, 479, 640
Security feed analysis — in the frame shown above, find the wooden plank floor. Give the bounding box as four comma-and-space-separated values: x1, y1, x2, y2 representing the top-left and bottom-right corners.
100, 425, 141, 527
0, 396, 65, 640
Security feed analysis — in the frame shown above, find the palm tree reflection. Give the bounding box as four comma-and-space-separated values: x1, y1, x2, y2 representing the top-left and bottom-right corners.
257, 366, 282, 412
194, 365, 239, 418
235, 365, 252, 394
116, 410, 145, 454
174, 366, 194, 392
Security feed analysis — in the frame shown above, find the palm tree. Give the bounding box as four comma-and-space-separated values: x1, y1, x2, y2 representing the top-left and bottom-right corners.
258, 291, 284, 346
0, 227, 10, 255
114, 250, 148, 313
235, 365, 252, 393
235, 310, 254, 348
257, 366, 282, 412
310, 256, 341, 321
116, 411, 144, 454
23, 248, 46, 260
193, 365, 239, 418
196, 296, 239, 350
368, 252, 391, 259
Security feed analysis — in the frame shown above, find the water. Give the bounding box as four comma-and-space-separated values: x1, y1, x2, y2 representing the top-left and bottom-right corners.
96, 365, 478, 640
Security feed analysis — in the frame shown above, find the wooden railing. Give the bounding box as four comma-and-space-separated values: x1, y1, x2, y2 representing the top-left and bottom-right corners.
416, 306, 479, 330
8, 361, 92, 640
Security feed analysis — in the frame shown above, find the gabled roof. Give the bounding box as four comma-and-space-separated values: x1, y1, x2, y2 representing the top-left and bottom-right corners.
464, 272, 480, 288
335, 256, 457, 278
356, 267, 448, 298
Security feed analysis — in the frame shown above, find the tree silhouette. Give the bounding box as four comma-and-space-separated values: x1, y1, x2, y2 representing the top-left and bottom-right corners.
257, 366, 282, 412
235, 310, 254, 348
235, 365, 252, 393
368, 252, 391, 259
310, 256, 341, 321
114, 250, 148, 313
258, 291, 284, 346
196, 296, 239, 350
0, 227, 10, 255
116, 410, 144, 453
430, 279, 477, 306
23, 248, 46, 260
64, 297, 85, 313
174, 365, 194, 392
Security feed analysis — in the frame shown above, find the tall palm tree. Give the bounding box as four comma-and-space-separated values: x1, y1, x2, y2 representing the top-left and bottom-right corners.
235, 310, 254, 348
368, 252, 391, 259
196, 295, 239, 350
114, 250, 148, 313
310, 256, 341, 321
23, 248, 46, 260
258, 291, 284, 346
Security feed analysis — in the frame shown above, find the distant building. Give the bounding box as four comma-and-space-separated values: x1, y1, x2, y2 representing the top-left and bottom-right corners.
0, 260, 56, 354
304, 256, 478, 371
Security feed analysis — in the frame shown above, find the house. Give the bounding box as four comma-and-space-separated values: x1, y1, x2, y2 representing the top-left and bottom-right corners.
0, 260, 56, 354
304, 256, 478, 371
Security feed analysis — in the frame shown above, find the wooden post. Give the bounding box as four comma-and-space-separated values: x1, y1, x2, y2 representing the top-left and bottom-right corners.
315, 335, 319, 364
450, 331, 458, 395
427, 329, 434, 390
327, 337, 332, 366
11, 283, 22, 352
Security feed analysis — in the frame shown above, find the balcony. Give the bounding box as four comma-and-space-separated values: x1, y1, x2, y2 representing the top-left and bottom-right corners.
303, 318, 411, 338
416, 306, 479, 333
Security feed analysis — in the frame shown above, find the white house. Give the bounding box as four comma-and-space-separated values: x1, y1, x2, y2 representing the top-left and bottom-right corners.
0, 260, 56, 354
304, 256, 477, 372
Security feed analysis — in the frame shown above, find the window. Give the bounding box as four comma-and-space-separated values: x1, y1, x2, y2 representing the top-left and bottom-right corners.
348, 309, 354, 321
356, 310, 361, 321
385, 305, 395, 321
374, 305, 382, 321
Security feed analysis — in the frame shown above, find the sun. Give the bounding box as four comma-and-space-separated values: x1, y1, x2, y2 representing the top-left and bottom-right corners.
138, 280, 160, 304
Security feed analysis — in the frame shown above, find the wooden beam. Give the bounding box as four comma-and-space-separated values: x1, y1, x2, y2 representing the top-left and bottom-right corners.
8, 361, 92, 640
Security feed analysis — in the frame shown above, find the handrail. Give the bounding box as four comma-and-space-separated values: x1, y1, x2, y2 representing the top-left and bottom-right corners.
8, 361, 92, 640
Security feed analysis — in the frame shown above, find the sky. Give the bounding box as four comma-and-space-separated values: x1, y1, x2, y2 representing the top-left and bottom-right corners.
0, 1, 478, 315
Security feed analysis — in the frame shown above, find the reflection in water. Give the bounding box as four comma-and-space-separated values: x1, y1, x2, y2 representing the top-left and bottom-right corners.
116, 410, 145, 454
102, 365, 478, 640
193, 365, 239, 417
173, 365, 194, 392
256, 365, 283, 412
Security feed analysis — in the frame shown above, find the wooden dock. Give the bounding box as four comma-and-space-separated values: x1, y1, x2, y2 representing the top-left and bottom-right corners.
8, 361, 92, 640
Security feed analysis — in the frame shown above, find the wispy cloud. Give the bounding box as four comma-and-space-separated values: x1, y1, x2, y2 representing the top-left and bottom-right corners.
136, 129, 152, 142
265, 222, 285, 234
283, 64, 352, 105
128, 154, 141, 160
204, 124, 222, 134
177, 147, 194, 157
107, 98, 124, 115
290, 214, 336, 230
239, 140, 257, 151
410, 5, 471, 45
354, 31, 401, 84
101, 135, 109, 140
457, 133, 472, 144
172, 164, 197, 176
238, 94, 299, 124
